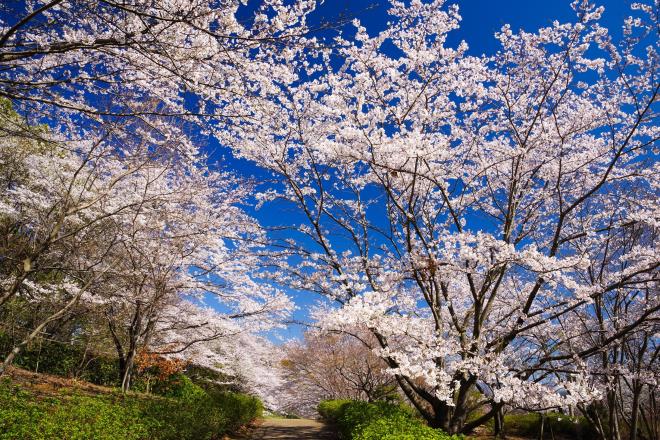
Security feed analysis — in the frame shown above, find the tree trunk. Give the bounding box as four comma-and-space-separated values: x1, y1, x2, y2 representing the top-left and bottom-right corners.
607, 390, 621, 440
448, 377, 478, 433
494, 406, 504, 438
630, 383, 641, 440
121, 349, 136, 392
460, 401, 503, 435
373, 331, 498, 435
0, 288, 83, 374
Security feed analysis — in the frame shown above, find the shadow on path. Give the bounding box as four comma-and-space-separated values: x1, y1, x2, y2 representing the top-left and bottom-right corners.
241, 418, 337, 440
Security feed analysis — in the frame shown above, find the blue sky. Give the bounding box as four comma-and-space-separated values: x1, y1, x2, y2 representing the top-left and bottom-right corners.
309, 0, 630, 55
212, 0, 635, 341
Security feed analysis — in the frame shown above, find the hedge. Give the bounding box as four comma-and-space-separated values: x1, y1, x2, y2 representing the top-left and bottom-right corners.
317, 399, 462, 440
318, 399, 353, 422
0, 378, 262, 440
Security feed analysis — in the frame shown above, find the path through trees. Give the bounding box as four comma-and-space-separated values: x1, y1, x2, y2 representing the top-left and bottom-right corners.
242, 419, 336, 440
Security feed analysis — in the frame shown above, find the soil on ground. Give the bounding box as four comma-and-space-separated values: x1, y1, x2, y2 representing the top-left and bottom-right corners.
236, 418, 337, 440
3, 366, 116, 397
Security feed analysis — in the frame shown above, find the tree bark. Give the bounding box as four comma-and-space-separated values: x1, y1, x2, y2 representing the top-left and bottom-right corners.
0, 287, 83, 374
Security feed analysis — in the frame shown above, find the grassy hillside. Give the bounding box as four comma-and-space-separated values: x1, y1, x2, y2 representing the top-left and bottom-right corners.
0, 367, 262, 440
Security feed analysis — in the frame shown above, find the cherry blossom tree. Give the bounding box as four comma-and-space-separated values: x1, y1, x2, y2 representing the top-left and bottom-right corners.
200, 332, 288, 411
224, 0, 659, 434
576, 222, 659, 440
0, 104, 159, 372
278, 330, 397, 416
1, 0, 658, 434
0, 101, 292, 387
1, 0, 312, 386
0, 0, 315, 149
90, 157, 292, 391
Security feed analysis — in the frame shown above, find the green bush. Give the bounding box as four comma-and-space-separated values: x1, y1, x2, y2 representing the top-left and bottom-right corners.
318, 399, 462, 440
81, 356, 121, 386
337, 401, 411, 438
354, 413, 458, 440
317, 399, 352, 422
210, 390, 264, 431
145, 373, 207, 400
0, 380, 153, 440
139, 391, 228, 440
0, 378, 262, 440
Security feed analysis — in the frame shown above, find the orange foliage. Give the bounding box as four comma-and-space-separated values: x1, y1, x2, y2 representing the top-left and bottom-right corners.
135, 351, 187, 381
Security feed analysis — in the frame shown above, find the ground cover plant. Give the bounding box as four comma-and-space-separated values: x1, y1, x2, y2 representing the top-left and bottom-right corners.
0, 374, 262, 440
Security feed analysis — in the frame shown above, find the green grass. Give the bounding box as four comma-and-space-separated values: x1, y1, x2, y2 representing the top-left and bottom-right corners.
0, 377, 262, 440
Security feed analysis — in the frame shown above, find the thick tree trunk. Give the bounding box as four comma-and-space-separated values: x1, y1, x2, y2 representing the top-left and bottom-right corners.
461, 402, 503, 435
372, 331, 499, 435
448, 377, 476, 433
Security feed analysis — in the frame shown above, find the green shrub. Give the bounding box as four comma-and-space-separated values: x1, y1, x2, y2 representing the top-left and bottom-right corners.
147, 373, 207, 400
317, 399, 352, 422
139, 392, 228, 440
0, 380, 153, 440
337, 401, 412, 438
0, 378, 262, 440
210, 390, 264, 431
318, 399, 462, 440
354, 413, 458, 440
81, 356, 121, 386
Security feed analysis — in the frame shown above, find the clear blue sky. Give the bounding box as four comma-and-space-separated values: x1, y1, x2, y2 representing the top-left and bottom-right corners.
211, 0, 634, 342
307, 0, 631, 56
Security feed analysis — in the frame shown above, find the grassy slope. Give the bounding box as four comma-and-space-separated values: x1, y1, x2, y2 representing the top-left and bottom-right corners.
5, 366, 130, 397
0, 367, 260, 440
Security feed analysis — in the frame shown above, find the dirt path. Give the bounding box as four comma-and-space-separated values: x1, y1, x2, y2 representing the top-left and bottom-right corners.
243, 418, 336, 440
